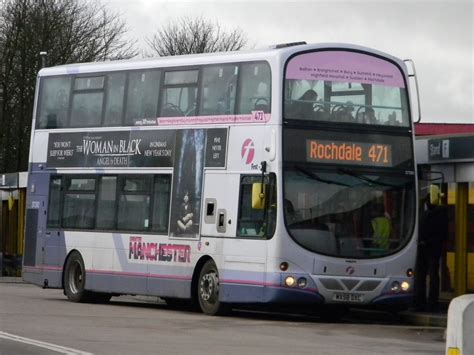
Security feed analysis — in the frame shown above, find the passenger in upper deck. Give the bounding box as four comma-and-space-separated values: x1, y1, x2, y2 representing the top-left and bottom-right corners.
334, 101, 356, 123
387, 111, 399, 126
300, 89, 318, 102
286, 89, 320, 119
363, 107, 377, 124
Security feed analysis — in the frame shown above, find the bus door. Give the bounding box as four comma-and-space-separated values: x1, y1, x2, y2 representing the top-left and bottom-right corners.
201, 127, 271, 302
201, 172, 240, 238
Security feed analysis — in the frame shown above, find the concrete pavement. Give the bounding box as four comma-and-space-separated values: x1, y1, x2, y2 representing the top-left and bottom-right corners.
1, 276, 448, 328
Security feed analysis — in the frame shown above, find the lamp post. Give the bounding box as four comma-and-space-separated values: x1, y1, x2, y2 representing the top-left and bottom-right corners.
39, 51, 47, 69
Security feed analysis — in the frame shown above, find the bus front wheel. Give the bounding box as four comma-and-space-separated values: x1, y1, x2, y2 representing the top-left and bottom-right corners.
197, 260, 229, 316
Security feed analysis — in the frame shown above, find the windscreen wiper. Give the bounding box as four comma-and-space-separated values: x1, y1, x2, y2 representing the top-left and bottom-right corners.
295, 165, 349, 187
337, 168, 396, 188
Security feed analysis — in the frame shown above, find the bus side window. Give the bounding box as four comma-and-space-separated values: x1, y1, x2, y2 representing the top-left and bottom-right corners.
160, 70, 198, 117
237, 174, 276, 238
70, 76, 105, 128
200, 65, 238, 115
237, 63, 271, 115
96, 176, 117, 230
117, 176, 152, 231
104, 73, 126, 126
125, 70, 160, 125
47, 176, 63, 228
62, 177, 97, 229
37, 77, 71, 129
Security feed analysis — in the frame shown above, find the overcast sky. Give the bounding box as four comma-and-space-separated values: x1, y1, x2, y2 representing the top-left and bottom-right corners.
106, 0, 473, 123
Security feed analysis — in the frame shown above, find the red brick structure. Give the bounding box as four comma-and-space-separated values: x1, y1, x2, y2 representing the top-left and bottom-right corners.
415, 123, 474, 137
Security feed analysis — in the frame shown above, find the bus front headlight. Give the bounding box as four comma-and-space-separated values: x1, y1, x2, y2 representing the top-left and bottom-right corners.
284, 276, 296, 287
401, 281, 410, 291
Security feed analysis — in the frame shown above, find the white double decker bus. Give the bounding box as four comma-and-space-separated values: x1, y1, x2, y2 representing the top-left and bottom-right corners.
23, 42, 418, 315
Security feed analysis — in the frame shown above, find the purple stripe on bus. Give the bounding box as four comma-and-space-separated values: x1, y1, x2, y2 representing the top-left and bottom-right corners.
220, 278, 280, 287
221, 278, 318, 294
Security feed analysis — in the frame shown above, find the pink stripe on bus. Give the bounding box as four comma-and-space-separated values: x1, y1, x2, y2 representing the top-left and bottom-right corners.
156, 113, 270, 126
88, 269, 192, 281
23, 265, 62, 271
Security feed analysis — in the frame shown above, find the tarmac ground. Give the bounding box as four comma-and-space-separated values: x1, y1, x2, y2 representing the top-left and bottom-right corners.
0, 276, 448, 328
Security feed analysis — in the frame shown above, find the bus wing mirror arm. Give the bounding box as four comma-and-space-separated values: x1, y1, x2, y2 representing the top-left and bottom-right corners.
403, 59, 421, 124
250, 161, 268, 210
260, 161, 267, 195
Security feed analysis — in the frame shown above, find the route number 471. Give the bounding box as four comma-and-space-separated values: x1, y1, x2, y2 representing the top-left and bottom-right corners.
368, 144, 389, 164
252, 111, 265, 121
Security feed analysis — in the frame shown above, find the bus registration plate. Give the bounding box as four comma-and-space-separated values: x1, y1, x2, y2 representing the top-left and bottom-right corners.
333, 292, 363, 303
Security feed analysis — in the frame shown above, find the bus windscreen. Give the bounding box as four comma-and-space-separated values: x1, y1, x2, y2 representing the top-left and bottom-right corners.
284, 50, 410, 127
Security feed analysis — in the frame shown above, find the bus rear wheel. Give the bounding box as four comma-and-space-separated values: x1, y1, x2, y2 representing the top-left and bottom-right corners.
64, 252, 90, 302
64, 251, 111, 303
197, 260, 229, 316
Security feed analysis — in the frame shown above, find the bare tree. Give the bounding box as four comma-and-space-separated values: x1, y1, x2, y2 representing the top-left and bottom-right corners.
147, 16, 248, 56
0, 0, 137, 173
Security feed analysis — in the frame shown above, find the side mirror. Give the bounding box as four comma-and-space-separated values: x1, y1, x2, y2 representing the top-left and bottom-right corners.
252, 183, 266, 209
429, 184, 444, 205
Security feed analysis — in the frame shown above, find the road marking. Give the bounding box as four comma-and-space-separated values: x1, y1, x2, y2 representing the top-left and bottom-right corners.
0, 331, 93, 355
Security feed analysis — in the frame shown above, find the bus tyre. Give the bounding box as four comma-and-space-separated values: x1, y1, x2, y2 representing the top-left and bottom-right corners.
197, 260, 229, 316
64, 252, 92, 303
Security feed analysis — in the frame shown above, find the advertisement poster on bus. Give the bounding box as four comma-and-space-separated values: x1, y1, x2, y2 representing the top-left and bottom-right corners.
170, 129, 205, 238
47, 130, 176, 168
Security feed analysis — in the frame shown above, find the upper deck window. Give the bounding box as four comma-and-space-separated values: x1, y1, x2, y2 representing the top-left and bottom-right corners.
125, 70, 161, 125
70, 76, 105, 127
237, 63, 271, 114
200, 65, 238, 115
284, 51, 409, 127
103, 72, 126, 126
37, 76, 71, 129
164, 70, 198, 85
74, 76, 104, 90
160, 70, 198, 117
36, 60, 272, 129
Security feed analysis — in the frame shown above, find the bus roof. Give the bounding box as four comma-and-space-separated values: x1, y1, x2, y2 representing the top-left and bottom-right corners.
38, 42, 405, 77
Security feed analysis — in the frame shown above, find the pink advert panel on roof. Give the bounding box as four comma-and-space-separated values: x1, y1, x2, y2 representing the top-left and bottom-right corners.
286, 51, 405, 88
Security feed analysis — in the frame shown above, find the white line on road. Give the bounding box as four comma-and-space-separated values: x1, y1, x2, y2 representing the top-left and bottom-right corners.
0, 331, 93, 355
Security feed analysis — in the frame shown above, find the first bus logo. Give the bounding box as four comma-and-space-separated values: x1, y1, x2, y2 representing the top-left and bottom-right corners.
241, 138, 255, 165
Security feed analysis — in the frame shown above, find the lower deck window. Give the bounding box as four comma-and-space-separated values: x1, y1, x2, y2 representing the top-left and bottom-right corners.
47, 174, 171, 233
63, 193, 95, 229
62, 177, 96, 229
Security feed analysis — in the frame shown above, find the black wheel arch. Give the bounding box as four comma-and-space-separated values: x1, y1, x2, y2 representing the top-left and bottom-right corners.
191, 255, 214, 302
62, 249, 81, 290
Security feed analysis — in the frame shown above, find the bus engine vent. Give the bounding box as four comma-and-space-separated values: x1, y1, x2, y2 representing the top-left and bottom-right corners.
341, 279, 359, 291
319, 278, 344, 291
355, 280, 381, 292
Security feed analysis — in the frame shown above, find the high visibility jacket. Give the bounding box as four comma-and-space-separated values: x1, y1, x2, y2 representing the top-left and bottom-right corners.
371, 216, 391, 249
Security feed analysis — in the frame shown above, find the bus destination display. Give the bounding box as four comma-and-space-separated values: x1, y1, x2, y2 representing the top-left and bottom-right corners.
306, 139, 392, 167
